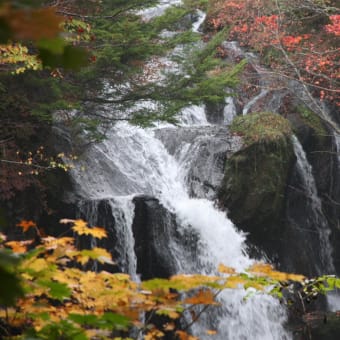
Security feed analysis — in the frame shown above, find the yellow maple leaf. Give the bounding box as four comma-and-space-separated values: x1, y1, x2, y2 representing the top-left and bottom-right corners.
71, 219, 89, 235
76, 247, 114, 265
16, 220, 36, 232
218, 263, 236, 274
42, 236, 75, 250
25, 258, 49, 272
286, 273, 305, 282
90, 227, 107, 239
224, 276, 246, 288
61, 219, 107, 239
249, 263, 305, 282
170, 274, 221, 290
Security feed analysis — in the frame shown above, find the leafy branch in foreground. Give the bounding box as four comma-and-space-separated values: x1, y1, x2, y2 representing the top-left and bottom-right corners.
0, 219, 339, 339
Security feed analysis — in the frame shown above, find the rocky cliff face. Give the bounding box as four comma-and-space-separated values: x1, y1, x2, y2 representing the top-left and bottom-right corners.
217, 112, 296, 264
216, 108, 339, 276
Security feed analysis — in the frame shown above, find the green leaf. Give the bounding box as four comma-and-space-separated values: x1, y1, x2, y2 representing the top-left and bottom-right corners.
39, 280, 72, 300
101, 312, 131, 329
37, 37, 66, 55
69, 312, 130, 330
0, 265, 23, 305
62, 46, 90, 70
38, 45, 89, 70
68, 313, 99, 326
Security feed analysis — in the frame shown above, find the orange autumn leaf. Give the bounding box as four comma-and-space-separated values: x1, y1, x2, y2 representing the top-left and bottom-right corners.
176, 330, 198, 340
17, 220, 36, 232
2, 5, 63, 41
184, 289, 217, 305
6, 240, 33, 253
206, 329, 217, 335
145, 329, 165, 340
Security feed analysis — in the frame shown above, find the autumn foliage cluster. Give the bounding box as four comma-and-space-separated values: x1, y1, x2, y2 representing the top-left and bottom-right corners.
207, 0, 339, 107
0, 218, 319, 339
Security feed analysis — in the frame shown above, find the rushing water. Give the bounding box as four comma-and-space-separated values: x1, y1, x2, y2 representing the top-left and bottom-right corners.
64, 1, 294, 338
68, 115, 291, 339
291, 135, 335, 274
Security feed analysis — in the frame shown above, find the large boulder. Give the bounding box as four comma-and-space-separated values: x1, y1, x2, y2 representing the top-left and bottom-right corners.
132, 195, 179, 279
132, 195, 199, 280
218, 112, 295, 260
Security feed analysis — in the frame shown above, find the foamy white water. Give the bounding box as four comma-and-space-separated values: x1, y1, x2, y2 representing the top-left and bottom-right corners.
66, 0, 291, 337
69, 120, 290, 339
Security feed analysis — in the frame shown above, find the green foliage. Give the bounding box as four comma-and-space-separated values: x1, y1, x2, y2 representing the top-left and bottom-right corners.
230, 112, 293, 146
127, 28, 245, 125
0, 250, 23, 305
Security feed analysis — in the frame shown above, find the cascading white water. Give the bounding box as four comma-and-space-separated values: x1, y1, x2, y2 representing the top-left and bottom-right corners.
69, 117, 291, 339
66, 1, 292, 338
291, 135, 335, 274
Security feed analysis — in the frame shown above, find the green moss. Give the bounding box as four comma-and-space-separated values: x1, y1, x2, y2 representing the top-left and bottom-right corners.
230, 112, 292, 146
296, 105, 327, 137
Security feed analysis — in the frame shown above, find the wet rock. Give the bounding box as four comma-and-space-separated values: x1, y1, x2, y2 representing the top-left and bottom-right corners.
132, 195, 179, 279
132, 195, 199, 280
155, 126, 242, 199
218, 112, 295, 262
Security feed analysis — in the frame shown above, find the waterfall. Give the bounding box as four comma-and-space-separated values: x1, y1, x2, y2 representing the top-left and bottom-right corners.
192, 9, 206, 33
63, 1, 293, 338
291, 135, 335, 274
68, 118, 291, 339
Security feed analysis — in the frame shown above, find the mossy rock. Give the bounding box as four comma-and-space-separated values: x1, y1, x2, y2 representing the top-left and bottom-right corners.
219, 112, 295, 244
229, 111, 292, 146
